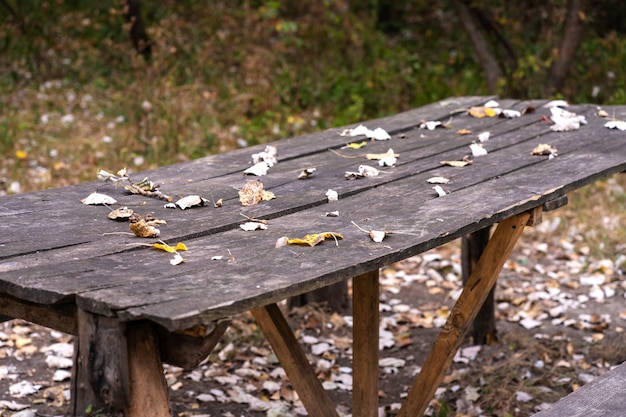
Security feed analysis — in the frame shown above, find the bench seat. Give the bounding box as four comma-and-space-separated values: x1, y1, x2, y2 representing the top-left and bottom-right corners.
532, 362, 626, 417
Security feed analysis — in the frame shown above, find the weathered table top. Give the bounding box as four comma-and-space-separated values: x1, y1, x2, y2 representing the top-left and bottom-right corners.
1, 96, 625, 332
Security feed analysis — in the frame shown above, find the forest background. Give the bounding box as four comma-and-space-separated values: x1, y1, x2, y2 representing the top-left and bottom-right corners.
0, 0, 625, 254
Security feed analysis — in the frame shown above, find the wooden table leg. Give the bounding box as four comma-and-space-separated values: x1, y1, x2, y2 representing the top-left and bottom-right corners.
71, 309, 171, 417
252, 303, 339, 417
397, 211, 534, 417
71, 309, 130, 415
352, 270, 380, 417
124, 321, 171, 417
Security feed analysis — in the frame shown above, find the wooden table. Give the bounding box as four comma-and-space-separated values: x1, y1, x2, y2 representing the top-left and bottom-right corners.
1, 96, 625, 416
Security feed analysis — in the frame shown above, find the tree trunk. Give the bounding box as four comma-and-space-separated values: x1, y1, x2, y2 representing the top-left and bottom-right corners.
452, 0, 503, 92
122, 0, 152, 60
545, 0, 585, 94
461, 226, 496, 345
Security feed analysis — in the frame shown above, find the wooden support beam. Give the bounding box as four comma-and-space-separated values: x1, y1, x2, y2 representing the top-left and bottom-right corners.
71, 309, 130, 415
158, 319, 230, 370
0, 294, 77, 335
251, 303, 339, 417
125, 321, 171, 417
352, 270, 380, 417
397, 211, 531, 417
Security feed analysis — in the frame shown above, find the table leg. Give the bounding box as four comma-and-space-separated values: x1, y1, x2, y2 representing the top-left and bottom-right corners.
251, 303, 339, 417
71, 309, 130, 415
71, 309, 171, 417
397, 211, 534, 417
352, 270, 380, 417
124, 321, 171, 417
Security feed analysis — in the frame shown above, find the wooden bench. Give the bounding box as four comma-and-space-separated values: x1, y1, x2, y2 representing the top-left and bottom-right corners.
1, 96, 625, 416
532, 362, 626, 417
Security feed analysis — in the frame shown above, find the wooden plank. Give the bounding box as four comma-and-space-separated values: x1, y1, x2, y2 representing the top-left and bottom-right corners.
531, 361, 626, 417
251, 303, 339, 417
0, 294, 77, 335
158, 319, 230, 370
124, 321, 172, 417
71, 309, 130, 415
0, 97, 533, 262
397, 211, 532, 417
352, 270, 380, 417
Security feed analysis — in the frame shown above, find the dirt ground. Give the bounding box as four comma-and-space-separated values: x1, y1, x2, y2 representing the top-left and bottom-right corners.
1, 226, 625, 417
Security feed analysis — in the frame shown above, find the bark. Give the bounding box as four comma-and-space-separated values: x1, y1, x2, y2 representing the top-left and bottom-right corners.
545, 0, 585, 94
121, 0, 152, 60
461, 226, 496, 345
452, 0, 503, 93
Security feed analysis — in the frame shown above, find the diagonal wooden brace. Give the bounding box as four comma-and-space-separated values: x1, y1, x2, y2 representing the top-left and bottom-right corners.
397, 210, 535, 417
251, 303, 339, 417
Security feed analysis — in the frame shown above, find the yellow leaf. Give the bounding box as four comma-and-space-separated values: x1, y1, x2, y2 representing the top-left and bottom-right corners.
286, 232, 344, 246
343, 141, 367, 149
457, 129, 472, 135
153, 242, 187, 253
468, 107, 499, 118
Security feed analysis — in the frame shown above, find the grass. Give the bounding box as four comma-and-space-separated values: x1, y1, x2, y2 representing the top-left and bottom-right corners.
0, 0, 625, 259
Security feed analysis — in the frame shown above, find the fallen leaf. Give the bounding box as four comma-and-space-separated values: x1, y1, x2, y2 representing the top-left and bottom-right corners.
549, 107, 587, 131
108, 206, 134, 220
457, 129, 472, 135
432, 185, 447, 197
285, 232, 344, 247
469, 106, 500, 118
129, 213, 164, 238
477, 131, 491, 142
81, 192, 117, 205
175, 195, 209, 210
170, 252, 185, 265
239, 222, 268, 231
153, 242, 188, 253
532, 144, 558, 157
370, 230, 387, 243
470, 143, 488, 156
326, 189, 338, 202
243, 162, 270, 176
419, 120, 442, 130
440, 158, 473, 168
341, 141, 367, 149
500, 109, 521, 118
365, 149, 399, 161
239, 180, 275, 206
298, 167, 316, 179
605, 120, 626, 130
427, 177, 450, 184
251, 145, 278, 167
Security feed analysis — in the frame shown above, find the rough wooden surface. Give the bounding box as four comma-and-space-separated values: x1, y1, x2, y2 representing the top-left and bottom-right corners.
532, 361, 626, 417
1, 97, 625, 333
71, 309, 129, 415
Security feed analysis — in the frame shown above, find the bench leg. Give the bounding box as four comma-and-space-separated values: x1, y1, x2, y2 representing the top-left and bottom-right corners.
397, 211, 534, 417
352, 270, 380, 417
71, 309, 170, 417
251, 303, 339, 417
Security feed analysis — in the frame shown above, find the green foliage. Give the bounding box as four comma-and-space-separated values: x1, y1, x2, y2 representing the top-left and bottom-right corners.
1, 0, 626, 195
